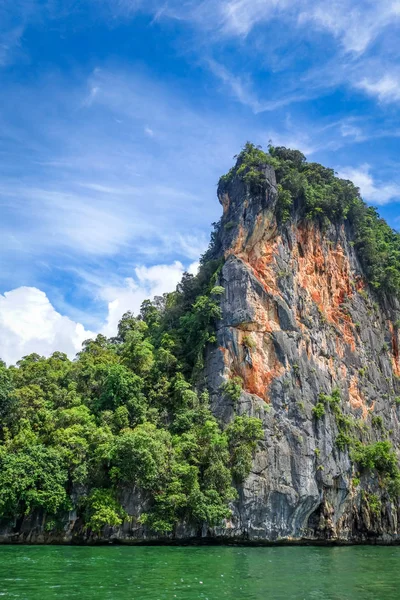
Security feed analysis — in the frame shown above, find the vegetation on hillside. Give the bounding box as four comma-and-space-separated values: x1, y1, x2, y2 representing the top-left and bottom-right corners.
0, 261, 263, 534
1, 142, 399, 536
218, 143, 400, 296
312, 388, 400, 497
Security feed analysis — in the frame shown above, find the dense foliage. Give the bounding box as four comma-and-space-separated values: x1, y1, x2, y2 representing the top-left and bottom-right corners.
0, 262, 263, 535
218, 143, 400, 296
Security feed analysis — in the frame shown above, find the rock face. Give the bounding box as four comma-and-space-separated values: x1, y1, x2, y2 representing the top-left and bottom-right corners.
2, 161, 400, 546
204, 164, 400, 543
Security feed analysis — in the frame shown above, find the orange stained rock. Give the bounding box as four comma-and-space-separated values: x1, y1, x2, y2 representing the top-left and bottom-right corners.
298, 337, 311, 359
335, 337, 345, 359
251, 298, 281, 333
218, 346, 230, 368
226, 330, 285, 402
296, 223, 356, 352
226, 224, 245, 258
356, 277, 366, 291
349, 375, 368, 419
240, 354, 284, 401
246, 224, 281, 295
221, 213, 285, 399
220, 216, 378, 403
248, 252, 278, 295
225, 208, 281, 296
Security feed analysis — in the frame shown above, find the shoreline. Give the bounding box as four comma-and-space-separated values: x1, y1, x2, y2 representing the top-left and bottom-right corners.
1, 536, 400, 547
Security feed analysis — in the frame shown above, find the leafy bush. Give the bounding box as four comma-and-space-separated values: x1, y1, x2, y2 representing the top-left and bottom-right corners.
352, 441, 399, 479
111, 423, 172, 489
226, 416, 263, 482
365, 492, 382, 517
242, 335, 256, 349
83, 489, 126, 532
336, 432, 352, 452
0, 444, 69, 518
312, 403, 325, 419
218, 142, 276, 197
220, 377, 243, 404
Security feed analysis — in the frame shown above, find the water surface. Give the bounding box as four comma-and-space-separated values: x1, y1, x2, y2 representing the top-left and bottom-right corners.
0, 545, 399, 599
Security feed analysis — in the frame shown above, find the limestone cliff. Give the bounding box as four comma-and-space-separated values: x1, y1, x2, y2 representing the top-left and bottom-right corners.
2, 148, 400, 546
204, 159, 400, 543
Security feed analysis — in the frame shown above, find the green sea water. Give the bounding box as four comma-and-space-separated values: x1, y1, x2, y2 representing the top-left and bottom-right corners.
0, 545, 399, 599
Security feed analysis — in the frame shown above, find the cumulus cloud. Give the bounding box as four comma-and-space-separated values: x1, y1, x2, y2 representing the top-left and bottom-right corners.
101, 260, 198, 337
0, 287, 94, 365
0, 261, 199, 365
337, 165, 400, 205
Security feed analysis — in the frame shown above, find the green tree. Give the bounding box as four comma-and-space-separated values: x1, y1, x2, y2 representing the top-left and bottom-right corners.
0, 444, 69, 518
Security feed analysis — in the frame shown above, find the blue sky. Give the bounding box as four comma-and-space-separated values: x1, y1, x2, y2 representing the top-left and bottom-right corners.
0, 0, 399, 363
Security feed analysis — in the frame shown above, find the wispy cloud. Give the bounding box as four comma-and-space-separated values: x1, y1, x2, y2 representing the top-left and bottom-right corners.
339, 120, 367, 143
0, 67, 235, 266
133, 0, 400, 114
146, 0, 400, 54
218, 0, 287, 37
207, 59, 308, 113
356, 73, 400, 103
122, 0, 398, 53
298, 0, 400, 53
0, 64, 257, 324
337, 164, 400, 205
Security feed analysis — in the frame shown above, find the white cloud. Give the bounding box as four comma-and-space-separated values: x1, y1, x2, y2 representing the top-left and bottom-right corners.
0, 67, 240, 270
176, 234, 208, 260
0, 260, 200, 364
82, 85, 99, 107
339, 121, 366, 142
207, 59, 307, 113
337, 164, 400, 205
206, 59, 264, 112
160, 1, 400, 111
356, 74, 400, 103
299, 1, 400, 53
219, 0, 286, 37
101, 260, 198, 337
266, 129, 316, 156
0, 184, 148, 256
0, 287, 94, 365
150, 0, 400, 54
